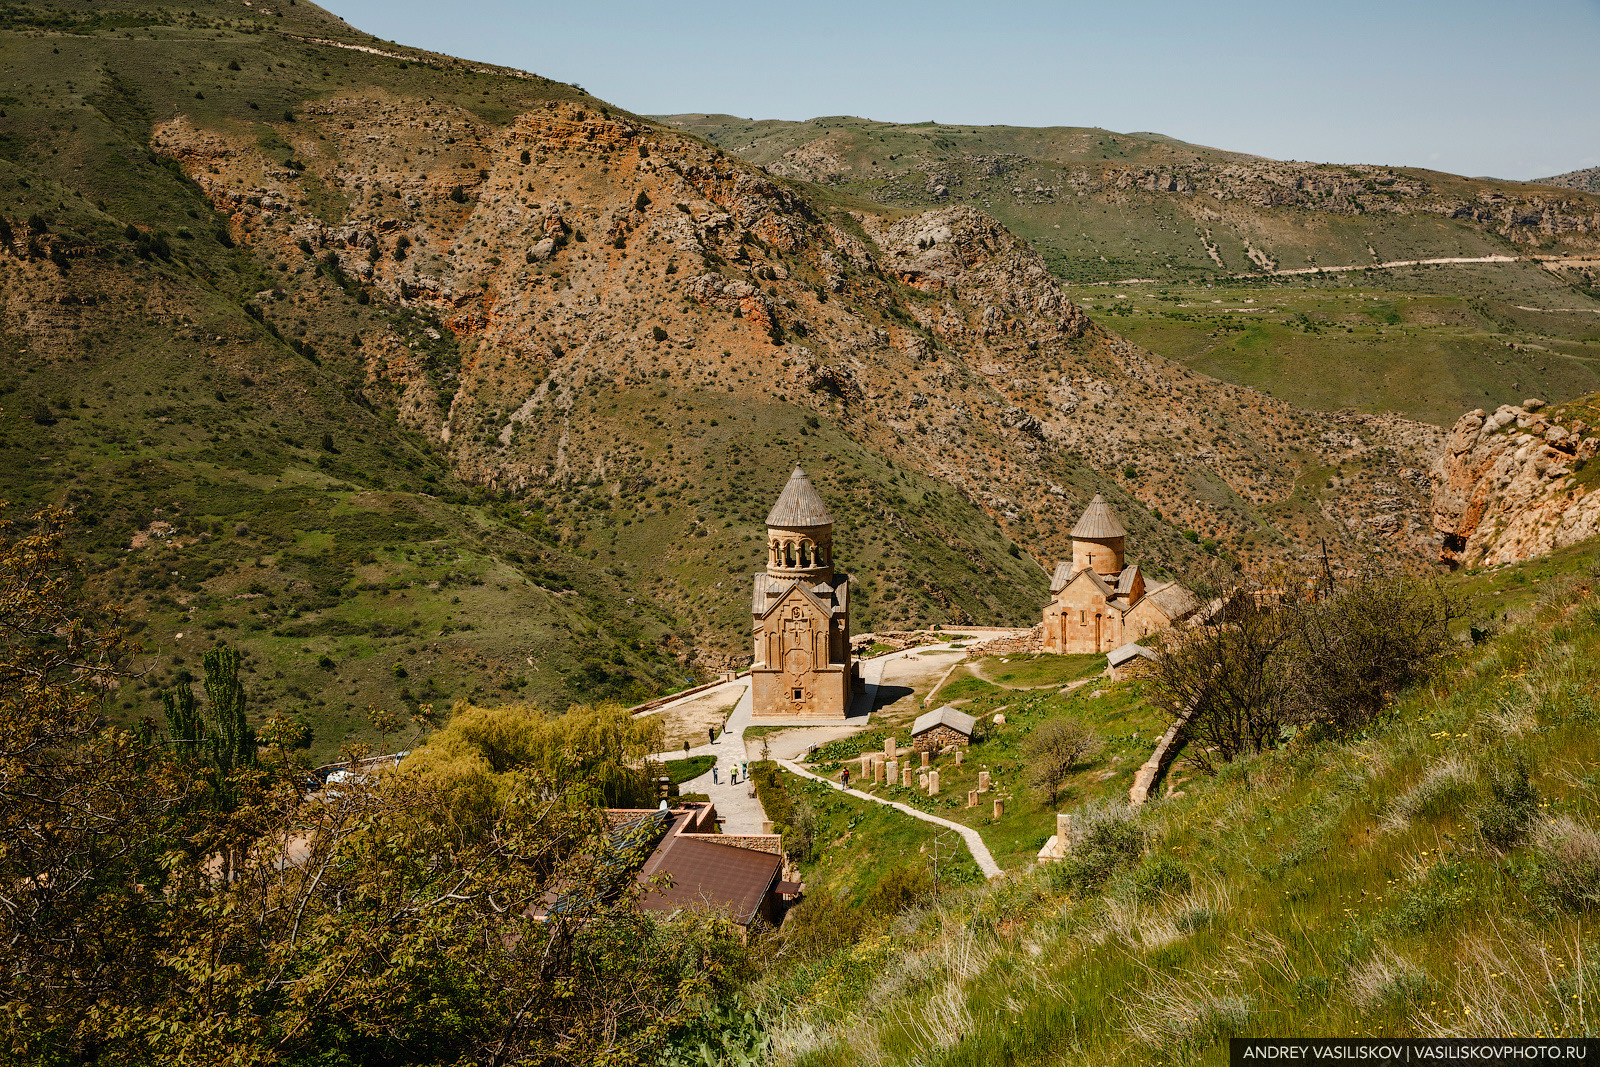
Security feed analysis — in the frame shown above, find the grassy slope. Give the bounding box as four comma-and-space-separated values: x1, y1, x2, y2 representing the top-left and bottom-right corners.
665, 114, 1600, 425
759, 541, 1600, 1063
0, 3, 684, 760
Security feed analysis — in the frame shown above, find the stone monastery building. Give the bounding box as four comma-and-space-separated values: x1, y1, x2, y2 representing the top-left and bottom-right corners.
1043, 495, 1198, 654
750, 468, 860, 720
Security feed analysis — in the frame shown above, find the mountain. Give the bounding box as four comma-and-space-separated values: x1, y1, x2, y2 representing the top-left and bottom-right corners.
660, 115, 1600, 426
1538, 166, 1600, 195
0, 1, 1462, 760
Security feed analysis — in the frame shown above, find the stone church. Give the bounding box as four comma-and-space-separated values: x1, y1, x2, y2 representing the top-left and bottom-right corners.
1042, 495, 1198, 654
750, 467, 859, 720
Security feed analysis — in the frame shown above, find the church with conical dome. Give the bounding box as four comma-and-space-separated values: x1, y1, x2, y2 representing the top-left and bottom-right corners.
750, 467, 859, 720
1042, 495, 1199, 654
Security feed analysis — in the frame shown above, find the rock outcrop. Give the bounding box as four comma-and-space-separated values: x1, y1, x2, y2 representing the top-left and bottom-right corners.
1433, 399, 1600, 567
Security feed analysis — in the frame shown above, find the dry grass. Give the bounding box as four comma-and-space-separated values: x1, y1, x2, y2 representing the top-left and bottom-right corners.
1535, 814, 1600, 910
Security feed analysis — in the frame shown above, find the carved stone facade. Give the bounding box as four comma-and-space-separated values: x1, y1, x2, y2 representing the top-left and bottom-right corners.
751, 468, 858, 719
1042, 495, 1199, 654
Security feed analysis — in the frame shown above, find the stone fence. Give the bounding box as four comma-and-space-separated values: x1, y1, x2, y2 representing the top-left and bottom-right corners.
963, 623, 1044, 660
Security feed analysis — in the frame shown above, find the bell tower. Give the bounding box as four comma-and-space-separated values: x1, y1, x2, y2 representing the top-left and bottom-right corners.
750, 467, 857, 720
765, 466, 834, 583
1070, 494, 1126, 578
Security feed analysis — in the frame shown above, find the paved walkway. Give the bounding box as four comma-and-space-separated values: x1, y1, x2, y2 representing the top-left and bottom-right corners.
776, 758, 1003, 880
653, 681, 771, 834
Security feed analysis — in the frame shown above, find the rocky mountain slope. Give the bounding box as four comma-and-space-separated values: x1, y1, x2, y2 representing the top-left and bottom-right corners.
664, 116, 1600, 426
1539, 166, 1600, 196
1433, 394, 1600, 567
0, 1, 1448, 752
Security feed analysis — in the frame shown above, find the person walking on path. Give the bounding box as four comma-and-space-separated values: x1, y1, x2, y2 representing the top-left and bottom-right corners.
840, 767, 851, 789
712, 764, 719, 785
708, 726, 717, 745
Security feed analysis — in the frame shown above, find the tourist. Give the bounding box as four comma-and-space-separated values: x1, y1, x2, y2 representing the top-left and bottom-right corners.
711, 764, 719, 785
840, 767, 851, 789
708, 726, 717, 745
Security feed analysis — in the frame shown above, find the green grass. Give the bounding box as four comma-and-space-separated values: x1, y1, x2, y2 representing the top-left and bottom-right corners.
753, 540, 1600, 1064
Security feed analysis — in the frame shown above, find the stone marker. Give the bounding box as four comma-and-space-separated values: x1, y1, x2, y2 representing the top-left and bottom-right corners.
993, 798, 1005, 819
874, 757, 885, 784
920, 750, 930, 768
887, 759, 899, 786
762, 820, 775, 834
955, 749, 964, 766
885, 736, 896, 762
928, 770, 940, 796
1057, 812, 1074, 850
978, 769, 991, 793
860, 754, 872, 779
967, 790, 979, 808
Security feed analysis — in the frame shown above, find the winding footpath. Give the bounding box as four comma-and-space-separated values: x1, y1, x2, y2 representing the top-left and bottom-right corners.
776, 758, 1003, 880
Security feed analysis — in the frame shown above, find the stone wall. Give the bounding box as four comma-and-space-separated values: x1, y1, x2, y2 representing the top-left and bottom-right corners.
964, 623, 1044, 660
682, 832, 784, 855
912, 724, 971, 752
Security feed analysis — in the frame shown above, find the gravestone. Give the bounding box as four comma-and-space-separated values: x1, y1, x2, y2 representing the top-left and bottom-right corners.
920, 750, 930, 769
884, 736, 896, 762
993, 798, 1005, 819
928, 770, 940, 796
967, 790, 979, 808
860, 754, 872, 779
1057, 812, 1074, 849
874, 757, 885, 784
978, 769, 991, 793
955, 749, 964, 766
887, 759, 899, 786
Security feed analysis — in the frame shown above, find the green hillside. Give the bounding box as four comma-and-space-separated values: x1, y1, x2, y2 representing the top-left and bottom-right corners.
754, 543, 1600, 1064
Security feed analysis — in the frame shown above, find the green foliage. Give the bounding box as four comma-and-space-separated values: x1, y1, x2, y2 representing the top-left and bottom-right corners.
1131, 852, 1192, 901
1048, 802, 1145, 894
401, 700, 664, 818
1477, 754, 1539, 851
863, 861, 932, 915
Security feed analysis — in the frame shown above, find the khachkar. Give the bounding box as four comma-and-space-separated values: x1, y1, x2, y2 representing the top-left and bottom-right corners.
750, 467, 859, 719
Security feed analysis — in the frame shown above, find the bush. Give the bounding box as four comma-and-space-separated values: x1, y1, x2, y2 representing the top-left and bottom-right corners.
1049, 802, 1145, 894
781, 887, 864, 958
864, 862, 932, 916
1132, 853, 1192, 901
1476, 755, 1539, 852
1022, 718, 1102, 806
1534, 815, 1600, 910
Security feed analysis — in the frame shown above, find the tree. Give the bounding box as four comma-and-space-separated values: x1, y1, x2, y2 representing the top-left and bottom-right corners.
0, 508, 748, 1065
1023, 718, 1104, 807
1154, 566, 1464, 772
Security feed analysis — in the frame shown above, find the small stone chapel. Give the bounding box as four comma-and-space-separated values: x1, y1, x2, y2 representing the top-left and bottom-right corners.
750, 467, 860, 720
1042, 495, 1198, 654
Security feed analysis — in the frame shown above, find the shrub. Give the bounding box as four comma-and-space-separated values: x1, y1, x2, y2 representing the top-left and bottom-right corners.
1049, 802, 1145, 894
781, 887, 864, 958
1022, 718, 1102, 806
864, 862, 932, 916
1533, 815, 1600, 910
1476, 755, 1539, 852
1132, 853, 1192, 901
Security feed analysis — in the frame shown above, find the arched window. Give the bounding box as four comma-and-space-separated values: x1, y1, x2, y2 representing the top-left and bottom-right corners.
784, 541, 796, 567
800, 540, 813, 567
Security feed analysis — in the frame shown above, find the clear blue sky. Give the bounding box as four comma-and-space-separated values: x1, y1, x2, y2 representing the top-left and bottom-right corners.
320, 0, 1600, 180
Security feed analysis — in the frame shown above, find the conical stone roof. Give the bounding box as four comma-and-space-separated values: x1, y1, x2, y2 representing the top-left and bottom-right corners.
1070, 494, 1126, 539
765, 467, 833, 527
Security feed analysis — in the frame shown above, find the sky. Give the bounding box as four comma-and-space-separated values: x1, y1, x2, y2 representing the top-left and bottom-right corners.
320, 0, 1600, 180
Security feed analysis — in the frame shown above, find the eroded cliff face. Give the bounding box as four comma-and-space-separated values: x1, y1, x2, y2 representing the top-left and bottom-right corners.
151, 93, 1444, 598
1434, 399, 1600, 567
